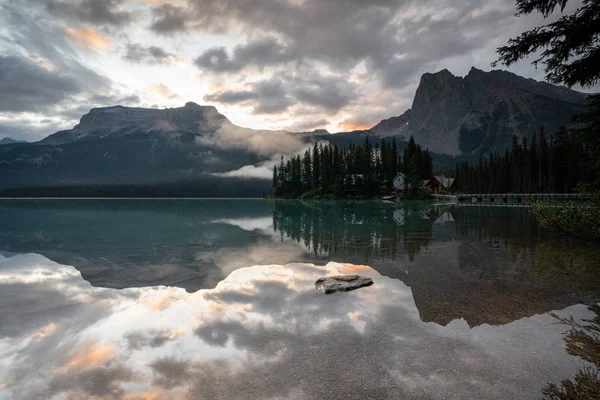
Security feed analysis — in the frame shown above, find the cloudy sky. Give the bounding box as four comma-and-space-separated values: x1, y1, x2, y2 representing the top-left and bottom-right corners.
0, 0, 588, 141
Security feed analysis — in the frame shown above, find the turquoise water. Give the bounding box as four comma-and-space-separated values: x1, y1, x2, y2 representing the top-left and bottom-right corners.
0, 199, 598, 399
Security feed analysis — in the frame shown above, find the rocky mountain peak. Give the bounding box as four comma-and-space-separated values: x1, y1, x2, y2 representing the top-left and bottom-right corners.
40, 103, 229, 146
78, 103, 225, 129
370, 67, 588, 155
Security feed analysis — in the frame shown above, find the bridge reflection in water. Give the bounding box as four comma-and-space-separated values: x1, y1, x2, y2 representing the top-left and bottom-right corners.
455, 192, 590, 205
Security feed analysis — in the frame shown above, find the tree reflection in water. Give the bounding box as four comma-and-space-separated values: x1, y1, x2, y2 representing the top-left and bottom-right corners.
271, 200, 552, 263
543, 304, 600, 399
271, 200, 437, 262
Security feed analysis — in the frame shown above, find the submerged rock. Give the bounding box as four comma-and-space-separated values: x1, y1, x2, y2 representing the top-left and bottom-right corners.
315, 275, 373, 294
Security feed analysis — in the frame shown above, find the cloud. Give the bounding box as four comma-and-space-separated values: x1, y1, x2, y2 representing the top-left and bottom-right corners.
149, 4, 188, 35
44, 0, 134, 27
147, 84, 179, 100
0, 56, 86, 113
0, 2, 128, 128
48, 364, 137, 398
211, 164, 273, 180
2, 0, 595, 148
287, 118, 329, 132
341, 120, 372, 131
125, 329, 178, 351
64, 25, 112, 50
291, 73, 357, 112
65, 342, 115, 368
204, 78, 296, 114
143, 0, 578, 130
195, 122, 306, 157
204, 71, 358, 115
123, 43, 177, 64
177, 0, 517, 83
149, 357, 191, 389
0, 250, 594, 399
194, 37, 294, 73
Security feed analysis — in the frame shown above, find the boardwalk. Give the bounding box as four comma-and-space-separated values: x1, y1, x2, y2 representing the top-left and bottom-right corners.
456, 193, 589, 203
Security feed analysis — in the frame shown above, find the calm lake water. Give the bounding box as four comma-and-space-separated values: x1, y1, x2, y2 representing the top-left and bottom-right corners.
0, 199, 599, 399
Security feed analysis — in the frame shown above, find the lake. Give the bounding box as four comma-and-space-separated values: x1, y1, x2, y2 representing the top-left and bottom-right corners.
0, 199, 598, 399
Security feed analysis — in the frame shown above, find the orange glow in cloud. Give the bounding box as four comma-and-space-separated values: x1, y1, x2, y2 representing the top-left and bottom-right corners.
66, 342, 114, 368
123, 390, 167, 400
342, 264, 371, 274
341, 121, 372, 131
0, 377, 13, 390
142, 293, 179, 311
123, 388, 188, 400
29, 322, 58, 339
148, 84, 178, 100
65, 25, 111, 50
347, 311, 361, 321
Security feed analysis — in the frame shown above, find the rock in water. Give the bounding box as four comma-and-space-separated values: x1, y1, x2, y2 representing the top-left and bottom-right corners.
315, 275, 373, 294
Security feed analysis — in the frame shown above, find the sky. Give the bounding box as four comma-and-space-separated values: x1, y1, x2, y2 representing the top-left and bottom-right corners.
0, 0, 590, 142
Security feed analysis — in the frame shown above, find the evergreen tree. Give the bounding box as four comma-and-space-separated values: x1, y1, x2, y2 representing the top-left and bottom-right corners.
530, 133, 539, 192
312, 143, 320, 189
273, 166, 279, 191
271, 136, 431, 198
494, 0, 600, 188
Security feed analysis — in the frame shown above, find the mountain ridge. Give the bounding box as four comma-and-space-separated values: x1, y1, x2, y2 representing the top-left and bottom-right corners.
370, 67, 588, 155
0, 137, 26, 145
0, 67, 589, 189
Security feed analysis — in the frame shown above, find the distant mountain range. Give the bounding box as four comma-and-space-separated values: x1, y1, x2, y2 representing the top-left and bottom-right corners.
0, 67, 588, 189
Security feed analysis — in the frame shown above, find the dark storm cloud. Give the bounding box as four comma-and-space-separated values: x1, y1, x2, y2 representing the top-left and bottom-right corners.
150, 357, 191, 389
0, 2, 118, 108
204, 72, 357, 114
0, 56, 83, 113
291, 74, 357, 112
0, 1, 140, 140
44, 0, 134, 27
123, 43, 177, 64
125, 329, 176, 351
47, 364, 137, 398
204, 78, 294, 114
290, 118, 329, 132
149, 4, 189, 35
162, 0, 530, 92
194, 37, 294, 72
205, 90, 257, 104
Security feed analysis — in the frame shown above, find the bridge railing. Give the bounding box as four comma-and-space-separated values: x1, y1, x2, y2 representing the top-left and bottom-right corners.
456, 193, 590, 199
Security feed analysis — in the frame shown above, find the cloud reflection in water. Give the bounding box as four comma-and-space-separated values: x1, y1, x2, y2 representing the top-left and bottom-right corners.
0, 253, 592, 400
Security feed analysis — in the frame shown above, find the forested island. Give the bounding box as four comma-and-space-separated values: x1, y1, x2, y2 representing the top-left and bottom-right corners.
271, 136, 432, 199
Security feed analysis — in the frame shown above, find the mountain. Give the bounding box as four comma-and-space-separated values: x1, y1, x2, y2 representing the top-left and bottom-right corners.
0, 137, 25, 145
370, 110, 411, 138
370, 67, 588, 155
0, 102, 409, 190
0, 67, 589, 189
0, 102, 307, 189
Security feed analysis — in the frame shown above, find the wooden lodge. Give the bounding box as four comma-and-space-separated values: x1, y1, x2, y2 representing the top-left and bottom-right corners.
425, 174, 457, 194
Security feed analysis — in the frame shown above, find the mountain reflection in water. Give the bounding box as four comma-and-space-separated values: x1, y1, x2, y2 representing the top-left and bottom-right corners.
0, 254, 594, 400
